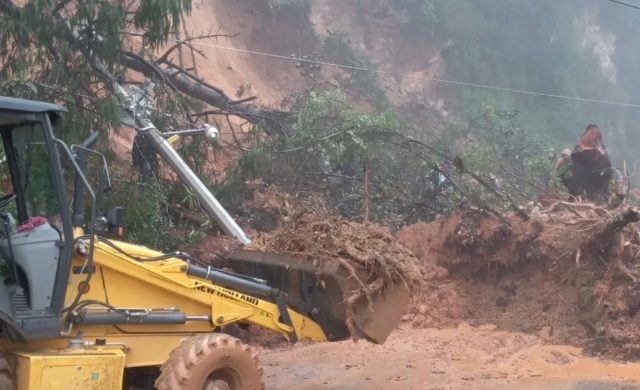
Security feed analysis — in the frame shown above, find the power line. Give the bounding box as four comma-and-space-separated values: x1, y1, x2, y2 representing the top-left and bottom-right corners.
185, 40, 640, 110
36, 82, 97, 101
608, 0, 640, 11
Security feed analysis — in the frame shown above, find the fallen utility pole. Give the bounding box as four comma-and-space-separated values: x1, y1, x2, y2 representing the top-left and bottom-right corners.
86, 47, 251, 245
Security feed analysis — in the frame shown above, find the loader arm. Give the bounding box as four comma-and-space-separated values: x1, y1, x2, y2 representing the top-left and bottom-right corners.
62, 237, 328, 346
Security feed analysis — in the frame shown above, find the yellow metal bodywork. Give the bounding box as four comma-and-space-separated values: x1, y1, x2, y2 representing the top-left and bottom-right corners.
0, 234, 328, 371
12, 347, 125, 390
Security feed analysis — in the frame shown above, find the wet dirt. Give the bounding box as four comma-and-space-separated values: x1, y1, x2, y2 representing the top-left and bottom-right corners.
259, 326, 640, 390
394, 205, 640, 359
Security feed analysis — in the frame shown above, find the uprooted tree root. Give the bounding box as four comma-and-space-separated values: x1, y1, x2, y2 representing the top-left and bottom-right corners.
398, 201, 640, 359
418, 202, 640, 272
247, 188, 424, 338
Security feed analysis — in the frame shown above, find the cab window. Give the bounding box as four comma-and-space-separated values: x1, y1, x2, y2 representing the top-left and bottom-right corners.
11, 123, 60, 220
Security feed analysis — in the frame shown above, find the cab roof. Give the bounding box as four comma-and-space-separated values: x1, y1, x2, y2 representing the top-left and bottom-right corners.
0, 96, 66, 114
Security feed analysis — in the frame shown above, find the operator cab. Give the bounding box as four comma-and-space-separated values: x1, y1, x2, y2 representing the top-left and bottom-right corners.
0, 97, 75, 340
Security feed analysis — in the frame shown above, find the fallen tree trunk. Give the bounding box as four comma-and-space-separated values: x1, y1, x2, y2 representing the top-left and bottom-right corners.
119, 52, 294, 136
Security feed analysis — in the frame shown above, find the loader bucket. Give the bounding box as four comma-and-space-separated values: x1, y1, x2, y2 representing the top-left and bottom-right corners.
223, 249, 409, 344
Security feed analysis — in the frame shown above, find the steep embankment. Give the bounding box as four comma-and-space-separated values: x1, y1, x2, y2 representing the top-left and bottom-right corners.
184, 0, 315, 107
183, 4, 640, 358
310, 0, 448, 115
183, 0, 448, 115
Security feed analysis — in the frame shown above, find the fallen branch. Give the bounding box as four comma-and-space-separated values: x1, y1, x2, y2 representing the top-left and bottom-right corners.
453, 156, 530, 221
118, 49, 294, 136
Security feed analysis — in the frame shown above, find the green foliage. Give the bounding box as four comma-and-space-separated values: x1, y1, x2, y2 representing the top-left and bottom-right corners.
278, 89, 397, 189
134, 0, 192, 48
0, 0, 193, 147
237, 146, 273, 179
103, 179, 188, 251
459, 104, 553, 204
467, 105, 547, 164
393, 0, 438, 35
226, 89, 455, 221
109, 181, 174, 250
348, 64, 389, 110
523, 156, 553, 186
0, 0, 201, 250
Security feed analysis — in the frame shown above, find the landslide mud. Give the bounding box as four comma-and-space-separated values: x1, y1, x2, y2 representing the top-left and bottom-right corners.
189, 188, 640, 360
398, 205, 640, 359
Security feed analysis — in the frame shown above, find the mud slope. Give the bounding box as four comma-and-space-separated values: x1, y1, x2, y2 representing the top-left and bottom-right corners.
184, 0, 316, 106
193, 189, 640, 359
182, 0, 447, 113
310, 0, 447, 110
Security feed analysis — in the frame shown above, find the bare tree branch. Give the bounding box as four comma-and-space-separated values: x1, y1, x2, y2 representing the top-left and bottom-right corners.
119, 51, 178, 92
162, 60, 228, 97
224, 115, 250, 151
454, 156, 530, 221
229, 96, 258, 105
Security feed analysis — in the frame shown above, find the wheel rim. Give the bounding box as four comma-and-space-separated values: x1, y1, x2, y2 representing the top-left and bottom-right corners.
203, 367, 242, 390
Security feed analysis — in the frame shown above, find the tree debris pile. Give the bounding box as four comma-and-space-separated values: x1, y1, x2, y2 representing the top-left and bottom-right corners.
398, 203, 640, 359
246, 187, 425, 337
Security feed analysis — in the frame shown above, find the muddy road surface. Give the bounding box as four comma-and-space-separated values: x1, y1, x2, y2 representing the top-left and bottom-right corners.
259, 326, 640, 390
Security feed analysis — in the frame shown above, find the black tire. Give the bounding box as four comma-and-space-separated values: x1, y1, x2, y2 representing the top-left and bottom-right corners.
155, 334, 264, 390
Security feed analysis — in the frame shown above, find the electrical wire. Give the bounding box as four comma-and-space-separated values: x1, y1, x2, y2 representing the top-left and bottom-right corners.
183, 40, 640, 109
36, 82, 98, 101
608, 0, 640, 11
36, 36, 640, 110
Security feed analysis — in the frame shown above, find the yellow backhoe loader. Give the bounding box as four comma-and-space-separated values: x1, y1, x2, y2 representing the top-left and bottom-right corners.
0, 95, 409, 389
